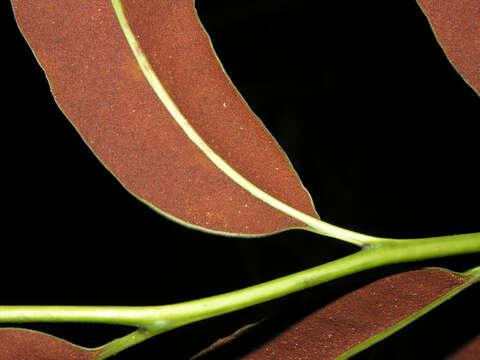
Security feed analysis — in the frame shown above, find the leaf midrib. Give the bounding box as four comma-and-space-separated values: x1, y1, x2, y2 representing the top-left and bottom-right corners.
111, 0, 379, 246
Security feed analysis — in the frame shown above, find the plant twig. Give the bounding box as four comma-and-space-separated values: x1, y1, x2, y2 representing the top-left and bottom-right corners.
1, 233, 479, 333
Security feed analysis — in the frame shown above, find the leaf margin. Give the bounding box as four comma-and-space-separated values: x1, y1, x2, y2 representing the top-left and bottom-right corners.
415, 0, 480, 97
109, 0, 390, 247
0, 327, 103, 359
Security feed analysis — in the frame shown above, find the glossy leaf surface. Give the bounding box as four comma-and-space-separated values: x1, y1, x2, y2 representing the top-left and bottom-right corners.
11, 0, 319, 236
0, 328, 102, 360
416, 0, 480, 96
195, 268, 478, 359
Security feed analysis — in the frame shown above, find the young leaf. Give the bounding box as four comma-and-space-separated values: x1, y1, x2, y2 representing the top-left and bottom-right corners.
416, 0, 480, 96
191, 322, 262, 360
10, 0, 321, 237
194, 268, 479, 359
0, 328, 102, 360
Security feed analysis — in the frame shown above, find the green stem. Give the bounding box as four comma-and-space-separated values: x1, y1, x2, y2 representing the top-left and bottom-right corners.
1, 233, 479, 358
93, 328, 158, 359
142, 233, 480, 329
91, 233, 480, 357
96, 264, 480, 359
1, 234, 479, 331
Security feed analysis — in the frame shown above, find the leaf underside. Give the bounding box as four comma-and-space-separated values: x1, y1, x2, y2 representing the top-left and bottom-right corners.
416, 0, 480, 96
11, 0, 319, 236
0, 328, 101, 360
194, 269, 477, 360
9, 0, 480, 359
448, 335, 480, 360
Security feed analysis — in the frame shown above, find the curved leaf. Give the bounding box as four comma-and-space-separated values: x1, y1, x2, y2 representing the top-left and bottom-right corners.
416, 0, 480, 96
11, 0, 320, 237
0, 328, 102, 360
194, 268, 478, 359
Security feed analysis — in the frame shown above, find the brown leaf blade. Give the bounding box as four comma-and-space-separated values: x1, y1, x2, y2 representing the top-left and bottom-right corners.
191, 321, 262, 360
0, 328, 102, 360
416, 0, 480, 96
196, 269, 477, 360
11, 0, 319, 236
448, 335, 480, 360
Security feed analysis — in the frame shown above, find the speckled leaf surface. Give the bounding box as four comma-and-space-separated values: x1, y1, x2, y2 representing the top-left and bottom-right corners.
194, 268, 478, 360
416, 0, 480, 96
0, 328, 102, 360
11, 0, 319, 236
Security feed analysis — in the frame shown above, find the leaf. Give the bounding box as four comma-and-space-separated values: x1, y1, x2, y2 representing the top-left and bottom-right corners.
190, 321, 262, 360
10, 0, 320, 237
0, 328, 102, 360
415, 0, 480, 96
448, 335, 480, 360
194, 268, 479, 359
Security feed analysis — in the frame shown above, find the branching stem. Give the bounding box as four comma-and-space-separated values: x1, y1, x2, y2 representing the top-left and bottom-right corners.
1, 232, 479, 357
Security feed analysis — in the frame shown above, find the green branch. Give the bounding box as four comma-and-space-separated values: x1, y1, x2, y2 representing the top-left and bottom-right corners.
1, 232, 479, 358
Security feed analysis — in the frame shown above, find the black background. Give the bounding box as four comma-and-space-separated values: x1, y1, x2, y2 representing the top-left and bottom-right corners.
5, 0, 479, 359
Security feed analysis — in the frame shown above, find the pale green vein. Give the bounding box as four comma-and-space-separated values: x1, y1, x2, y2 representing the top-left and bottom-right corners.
111, 0, 386, 247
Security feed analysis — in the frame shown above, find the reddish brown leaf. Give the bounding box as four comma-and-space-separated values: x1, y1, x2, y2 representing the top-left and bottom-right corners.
11, 0, 319, 236
448, 335, 480, 360
0, 328, 102, 360
196, 269, 472, 360
191, 321, 262, 360
416, 0, 480, 95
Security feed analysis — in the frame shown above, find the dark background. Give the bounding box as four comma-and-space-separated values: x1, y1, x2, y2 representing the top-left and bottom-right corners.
5, 0, 479, 359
